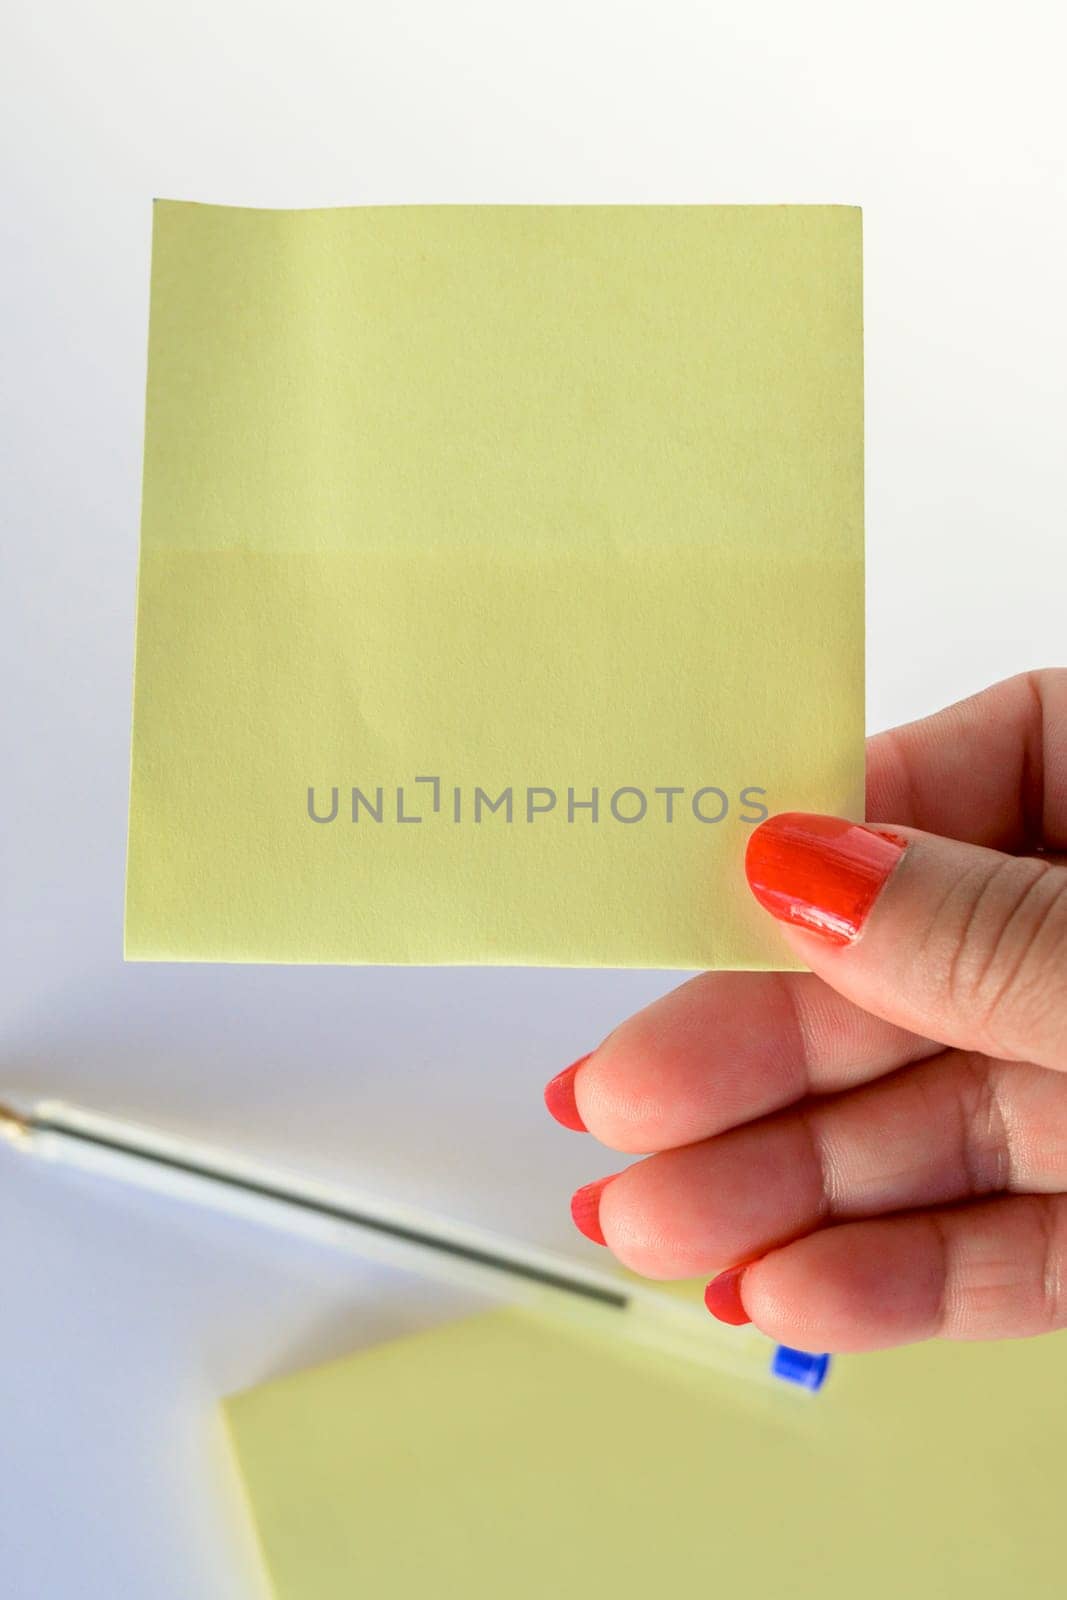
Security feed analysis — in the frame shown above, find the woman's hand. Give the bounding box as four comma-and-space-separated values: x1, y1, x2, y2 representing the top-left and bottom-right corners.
545, 670, 1067, 1352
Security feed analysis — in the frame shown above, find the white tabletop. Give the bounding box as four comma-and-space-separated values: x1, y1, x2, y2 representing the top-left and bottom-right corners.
3, 3, 1065, 1594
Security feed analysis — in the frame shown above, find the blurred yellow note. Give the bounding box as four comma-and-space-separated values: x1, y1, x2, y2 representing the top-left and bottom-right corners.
125, 202, 864, 966
226, 1306, 1067, 1600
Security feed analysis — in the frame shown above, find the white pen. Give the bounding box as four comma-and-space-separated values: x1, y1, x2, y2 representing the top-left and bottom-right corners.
0, 1097, 829, 1392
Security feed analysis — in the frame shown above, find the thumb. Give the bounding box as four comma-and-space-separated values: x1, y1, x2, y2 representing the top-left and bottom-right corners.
745, 812, 1067, 1071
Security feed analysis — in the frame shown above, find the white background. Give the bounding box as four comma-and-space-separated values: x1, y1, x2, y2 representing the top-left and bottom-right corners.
2, 3, 1065, 1594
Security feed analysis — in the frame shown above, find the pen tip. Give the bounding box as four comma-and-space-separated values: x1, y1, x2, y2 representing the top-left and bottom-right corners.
0, 1102, 29, 1145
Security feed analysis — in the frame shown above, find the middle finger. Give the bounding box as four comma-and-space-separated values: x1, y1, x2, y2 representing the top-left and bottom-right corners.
585, 1050, 1067, 1279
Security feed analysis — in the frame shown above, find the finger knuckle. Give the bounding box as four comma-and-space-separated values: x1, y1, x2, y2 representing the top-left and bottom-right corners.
953, 1054, 1011, 1195
937, 1198, 1067, 1339
949, 860, 1067, 1061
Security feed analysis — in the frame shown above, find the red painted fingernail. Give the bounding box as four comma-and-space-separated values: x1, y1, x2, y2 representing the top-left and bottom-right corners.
544, 1055, 591, 1131
704, 1266, 752, 1326
569, 1175, 617, 1246
744, 812, 908, 946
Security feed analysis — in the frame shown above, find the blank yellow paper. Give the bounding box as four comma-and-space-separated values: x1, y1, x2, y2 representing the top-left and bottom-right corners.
126, 202, 864, 966
226, 1304, 1067, 1600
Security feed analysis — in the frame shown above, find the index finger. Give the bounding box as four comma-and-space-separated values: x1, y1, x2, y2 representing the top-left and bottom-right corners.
867, 668, 1067, 851
552, 970, 937, 1153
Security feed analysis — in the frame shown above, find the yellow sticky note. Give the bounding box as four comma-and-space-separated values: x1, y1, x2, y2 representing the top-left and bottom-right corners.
126, 203, 864, 967
226, 1306, 1067, 1600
